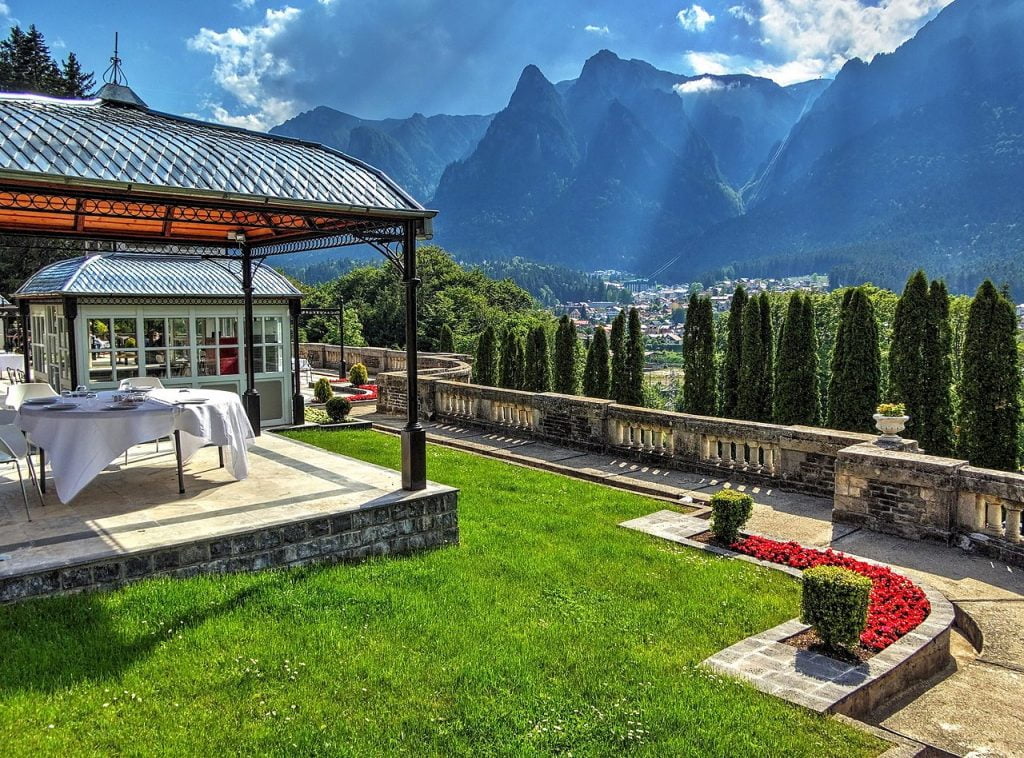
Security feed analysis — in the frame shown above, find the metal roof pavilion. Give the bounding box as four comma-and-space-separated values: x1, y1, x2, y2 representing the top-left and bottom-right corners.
1, 84, 430, 490
17, 254, 301, 299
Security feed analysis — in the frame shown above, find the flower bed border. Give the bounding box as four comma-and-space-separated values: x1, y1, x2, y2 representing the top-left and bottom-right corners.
619, 510, 954, 721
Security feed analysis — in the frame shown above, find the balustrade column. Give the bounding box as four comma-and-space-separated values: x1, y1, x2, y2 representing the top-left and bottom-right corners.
975, 495, 987, 531
986, 498, 1004, 535
1006, 506, 1022, 543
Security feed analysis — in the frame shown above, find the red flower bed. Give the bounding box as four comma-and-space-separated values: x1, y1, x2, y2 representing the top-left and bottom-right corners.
731, 535, 930, 650
328, 383, 378, 402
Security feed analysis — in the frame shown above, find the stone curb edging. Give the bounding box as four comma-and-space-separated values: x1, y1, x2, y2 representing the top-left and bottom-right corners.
620, 511, 955, 725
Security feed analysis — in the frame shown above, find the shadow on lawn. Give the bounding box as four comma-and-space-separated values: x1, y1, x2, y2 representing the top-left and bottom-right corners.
0, 578, 286, 694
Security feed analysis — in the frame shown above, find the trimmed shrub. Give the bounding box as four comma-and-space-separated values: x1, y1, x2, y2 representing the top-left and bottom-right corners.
348, 362, 369, 386
312, 377, 333, 404
304, 406, 329, 425
325, 395, 352, 422
801, 565, 872, 651
709, 489, 753, 544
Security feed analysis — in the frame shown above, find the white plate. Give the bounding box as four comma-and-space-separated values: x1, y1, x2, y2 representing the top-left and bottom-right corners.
25, 397, 59, 405
43, 404, 75, 411
104, 403, 139, 411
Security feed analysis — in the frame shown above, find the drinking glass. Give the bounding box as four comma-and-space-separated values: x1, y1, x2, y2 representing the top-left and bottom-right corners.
60, 390, 72, 405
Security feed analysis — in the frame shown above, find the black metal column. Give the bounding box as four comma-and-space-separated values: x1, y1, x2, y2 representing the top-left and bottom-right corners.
338, 297, 347, 380
289, 298, 304, 424
64, 296, 79, 389
18, 298, 29, 380
240, 243, 261, 434
401, 220, 426, 491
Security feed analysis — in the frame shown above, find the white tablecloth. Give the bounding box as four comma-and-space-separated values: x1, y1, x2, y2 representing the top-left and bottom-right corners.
0, 353, 24, 373
17, 389, 255, 503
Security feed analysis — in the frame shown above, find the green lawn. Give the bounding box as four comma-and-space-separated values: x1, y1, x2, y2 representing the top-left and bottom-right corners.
0, 430, 884, 757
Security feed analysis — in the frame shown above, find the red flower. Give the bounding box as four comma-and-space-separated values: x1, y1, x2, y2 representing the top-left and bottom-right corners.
730, 536, 930, 651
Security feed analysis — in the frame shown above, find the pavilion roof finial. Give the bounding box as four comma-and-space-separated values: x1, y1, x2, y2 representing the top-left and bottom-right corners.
95, 33, 148, 108
103, 32, 128, 86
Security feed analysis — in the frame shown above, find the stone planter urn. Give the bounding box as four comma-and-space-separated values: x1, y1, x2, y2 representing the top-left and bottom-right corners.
873, 413, 909, 447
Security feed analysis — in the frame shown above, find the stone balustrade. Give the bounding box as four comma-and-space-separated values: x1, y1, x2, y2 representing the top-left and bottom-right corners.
324, 347, 1024, 567
423, 381, 870, 497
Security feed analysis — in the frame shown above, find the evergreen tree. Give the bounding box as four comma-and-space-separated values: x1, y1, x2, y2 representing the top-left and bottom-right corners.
620, 308, 645, 406
437, 323, 456, 353
922, 280, 954, 456
514, 335, 527, 390
827, 287, 881, 432
582, 325, 610, 398
759, 293, 774, 419
722, 285, 748, 417
774, 293, 819, 425
524, 325, 551, 393
473, 325, 498, 386
58, 51, 94, 97
959, 280, 1020, 470
553, 314, 580, 394
681, 294, 716, 415
609, 310, 627, 402
890, 271, 929, 440
498, 328, 520, 390
0, 25, 93, 97
737, 295, 768, 421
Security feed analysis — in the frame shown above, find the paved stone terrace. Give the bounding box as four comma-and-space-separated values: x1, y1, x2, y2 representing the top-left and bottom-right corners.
367, 411, 1024, 758
0, 432, 457, 600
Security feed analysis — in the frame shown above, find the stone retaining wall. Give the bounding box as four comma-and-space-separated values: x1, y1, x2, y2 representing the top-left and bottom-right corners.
0, 491, 459, 604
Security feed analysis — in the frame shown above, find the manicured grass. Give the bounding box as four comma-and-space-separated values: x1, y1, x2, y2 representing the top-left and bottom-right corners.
0, 431, 885, 757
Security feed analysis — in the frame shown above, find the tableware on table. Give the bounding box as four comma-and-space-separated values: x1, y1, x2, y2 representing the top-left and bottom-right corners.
44, 404, 75, 411
24, 396, 59, 406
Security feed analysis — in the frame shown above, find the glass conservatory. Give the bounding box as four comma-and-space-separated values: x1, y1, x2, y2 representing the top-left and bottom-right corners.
16, 253, 301, 426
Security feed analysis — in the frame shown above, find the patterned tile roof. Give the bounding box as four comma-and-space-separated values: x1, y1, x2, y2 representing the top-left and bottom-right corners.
0, 93, 426, 213
16, 254, 301, 298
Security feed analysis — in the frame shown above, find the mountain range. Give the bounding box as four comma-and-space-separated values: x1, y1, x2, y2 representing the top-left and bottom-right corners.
272, 0, 1024, 294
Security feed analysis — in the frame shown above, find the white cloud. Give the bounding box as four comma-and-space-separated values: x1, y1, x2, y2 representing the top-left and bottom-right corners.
761, 0, 952, 64
727, 5, 756, 24
685, 0, 952, 85
584, 24, 611, 36
674, 75, 743, 94
234, 0, 256, 8
188, 6, 302, 130
677, 5, 716, 32
683, 50, 829, 85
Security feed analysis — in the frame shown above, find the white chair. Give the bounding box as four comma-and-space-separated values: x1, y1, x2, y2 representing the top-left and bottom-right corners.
5, 382, 57, 410
298, 358, 312, 386
119, 376, 165, 390
0, 409, 42, 521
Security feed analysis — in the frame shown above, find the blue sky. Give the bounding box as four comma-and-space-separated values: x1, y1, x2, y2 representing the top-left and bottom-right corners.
16, 0, 952, 129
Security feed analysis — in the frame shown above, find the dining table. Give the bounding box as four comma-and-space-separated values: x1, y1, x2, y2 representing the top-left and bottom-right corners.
16, 388, 255, 504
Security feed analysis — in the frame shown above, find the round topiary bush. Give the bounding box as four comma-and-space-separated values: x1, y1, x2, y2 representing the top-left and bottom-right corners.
325, 395, 352, 422
801, 565, 872, 651
312, 377, 333, 404
709, 489, 754, 544
348, 362, 369, 386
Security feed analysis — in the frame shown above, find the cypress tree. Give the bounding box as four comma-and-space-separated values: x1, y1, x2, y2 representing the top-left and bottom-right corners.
514, 336, 527, 390
827, 287, 880, 432
621, 308, 646, 406
498, 328, 520, 390
609, 310, 627, 402
583, 325, 610, 398
959, 280, 1020, 471
682, 294, 716, 415
921, 280, 954, 456
473, 325, 498, 386
890, 270, 929, 440
774, 293, 819, 425
438, 323, 456, 353
722, 285, 748, 417
553, 315, 580, 395
759, 293, 774, 419
737, 295, 768, 421
524, 325, 551, 393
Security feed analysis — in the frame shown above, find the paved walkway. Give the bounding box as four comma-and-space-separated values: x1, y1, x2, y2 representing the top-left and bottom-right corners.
367, 412, 1023, 758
